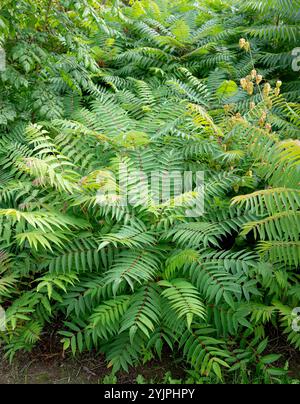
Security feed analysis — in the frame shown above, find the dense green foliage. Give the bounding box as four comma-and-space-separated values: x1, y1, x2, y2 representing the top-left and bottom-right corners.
0, 0, 299, 382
